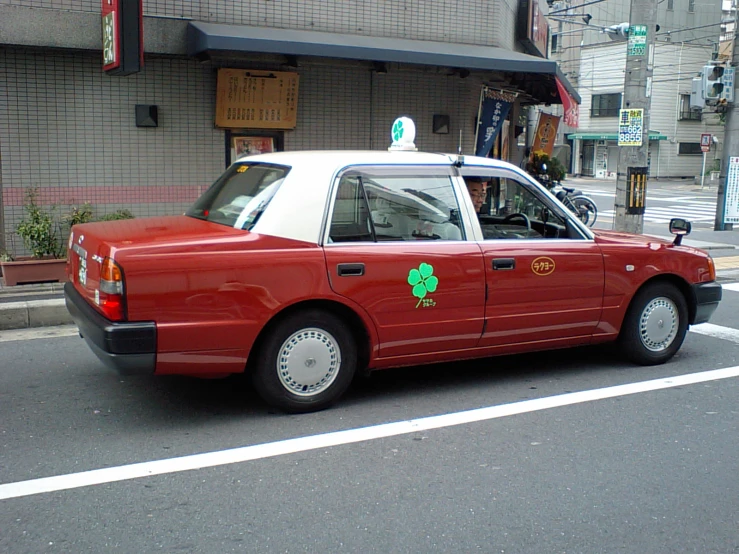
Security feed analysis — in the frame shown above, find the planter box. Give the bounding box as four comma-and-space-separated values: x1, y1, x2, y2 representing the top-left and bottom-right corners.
1, 257, 68, 286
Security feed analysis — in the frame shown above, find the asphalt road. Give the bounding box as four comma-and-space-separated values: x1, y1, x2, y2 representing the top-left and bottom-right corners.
1, 289, 739, 553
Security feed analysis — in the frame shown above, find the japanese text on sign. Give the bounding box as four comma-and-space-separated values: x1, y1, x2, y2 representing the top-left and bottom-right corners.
215, 69, 299, 129
618, 109, 643, 146
628, 25, 647, 56
724, 157, 739, 224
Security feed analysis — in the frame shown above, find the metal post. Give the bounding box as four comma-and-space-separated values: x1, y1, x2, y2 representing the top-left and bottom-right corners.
613, 0, 658, 233
701, 150, 707, 189
714, 22, 739, 230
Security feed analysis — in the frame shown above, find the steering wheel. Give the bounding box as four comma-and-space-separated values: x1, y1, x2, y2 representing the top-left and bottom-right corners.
503, 213, 531, 233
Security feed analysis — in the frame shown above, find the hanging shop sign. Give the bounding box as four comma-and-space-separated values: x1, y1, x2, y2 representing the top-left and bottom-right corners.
101, 0, 143, 76
531, 113, 561, 158
723, 157, 739, 224
626, 167, 648, 214
474, 87, 517, 158
618, 109, 644, 146
517, 0, 550, 58
627, 25, 648, 57
215, 69, 299, 130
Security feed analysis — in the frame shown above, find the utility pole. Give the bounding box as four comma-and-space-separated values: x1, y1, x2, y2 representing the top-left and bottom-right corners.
714, 22, 739, 231
613, 0, 658, 233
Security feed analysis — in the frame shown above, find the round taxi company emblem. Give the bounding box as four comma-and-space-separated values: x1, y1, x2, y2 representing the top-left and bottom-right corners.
531, 256, 555, 276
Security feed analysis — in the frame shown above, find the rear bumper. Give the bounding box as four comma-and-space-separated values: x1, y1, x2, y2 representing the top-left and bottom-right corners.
64, 282, 156, 375
691, 281, 722, 325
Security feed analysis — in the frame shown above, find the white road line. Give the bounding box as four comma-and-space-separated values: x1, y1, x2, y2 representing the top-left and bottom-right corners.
2, 365, 739, 501
690, 323, 739, 343
0, 325, 79, 343
721, 282, 739, 293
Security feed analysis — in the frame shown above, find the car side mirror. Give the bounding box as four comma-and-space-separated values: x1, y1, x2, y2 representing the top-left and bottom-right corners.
669, 218, 691, 246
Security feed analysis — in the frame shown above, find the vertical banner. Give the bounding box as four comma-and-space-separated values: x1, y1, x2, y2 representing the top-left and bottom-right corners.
475, 87, 516, 158
724, 157, 739, 224
555, 77, 579, 128
531, 113, 560, 158
627, 167, 648, 214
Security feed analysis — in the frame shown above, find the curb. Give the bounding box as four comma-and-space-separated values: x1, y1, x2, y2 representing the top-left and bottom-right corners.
0, 298, 73, 331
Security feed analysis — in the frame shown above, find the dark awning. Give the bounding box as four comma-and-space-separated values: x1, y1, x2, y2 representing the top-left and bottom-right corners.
187, 21, 581, 104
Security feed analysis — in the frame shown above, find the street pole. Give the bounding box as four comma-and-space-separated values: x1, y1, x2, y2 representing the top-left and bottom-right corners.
613, 0, 658, 234
714, 24, 739, 231
701, 150, 707, 189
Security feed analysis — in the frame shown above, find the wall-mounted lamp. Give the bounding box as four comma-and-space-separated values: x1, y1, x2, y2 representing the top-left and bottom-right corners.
135, 104, 158, 128
373, 61, 388, 74
283, 55, 299, 69
433, 114, 450, 134
458, 68, 471, 79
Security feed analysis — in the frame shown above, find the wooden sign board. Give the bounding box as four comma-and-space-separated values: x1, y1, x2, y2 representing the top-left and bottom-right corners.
215, 69, 299, 129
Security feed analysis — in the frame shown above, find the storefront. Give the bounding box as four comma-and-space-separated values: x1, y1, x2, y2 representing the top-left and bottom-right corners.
568, 132, 667, 178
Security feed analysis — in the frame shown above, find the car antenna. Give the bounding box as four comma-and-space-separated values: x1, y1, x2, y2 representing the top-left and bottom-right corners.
454, 129, 464, 167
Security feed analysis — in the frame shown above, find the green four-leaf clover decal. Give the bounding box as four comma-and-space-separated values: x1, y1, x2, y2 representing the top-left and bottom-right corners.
407, 263, 438, 308
392, 119, 404, 142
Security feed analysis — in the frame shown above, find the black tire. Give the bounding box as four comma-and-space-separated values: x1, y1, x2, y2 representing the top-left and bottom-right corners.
573, 196, 597, 227
618, 282, 689, 365
251, 309, 357, 413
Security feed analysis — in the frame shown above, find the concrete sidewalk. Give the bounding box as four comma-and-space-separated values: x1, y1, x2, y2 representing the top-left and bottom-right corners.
2, 236, 738, 332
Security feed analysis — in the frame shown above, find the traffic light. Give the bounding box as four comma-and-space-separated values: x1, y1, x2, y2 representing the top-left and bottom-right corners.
702, 65, 725, 101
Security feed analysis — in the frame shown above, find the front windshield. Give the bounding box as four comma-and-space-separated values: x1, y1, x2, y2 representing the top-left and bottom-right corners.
186, 163, 290, 230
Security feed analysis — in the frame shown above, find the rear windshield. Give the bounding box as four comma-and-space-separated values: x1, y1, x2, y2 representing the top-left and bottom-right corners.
186, 162, 290, 229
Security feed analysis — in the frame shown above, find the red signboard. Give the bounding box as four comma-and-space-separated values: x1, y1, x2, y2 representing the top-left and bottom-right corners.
518, 0, 550, 58
101, 0, 143, 76
102, 0, 120, 71
556, 77, 579, 128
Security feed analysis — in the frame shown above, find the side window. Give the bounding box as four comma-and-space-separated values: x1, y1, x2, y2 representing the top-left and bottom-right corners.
328, 175, 374, 243
365, 175, 463, 241
328, 172, 464, 242
479, 176, 570, 240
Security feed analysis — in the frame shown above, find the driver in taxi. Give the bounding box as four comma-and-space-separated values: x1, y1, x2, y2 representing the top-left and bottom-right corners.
464, 176, 488, 215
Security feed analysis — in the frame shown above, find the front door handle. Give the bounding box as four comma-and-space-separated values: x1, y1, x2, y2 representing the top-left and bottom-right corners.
492, 258, 515, 270
337, 263, 365, 277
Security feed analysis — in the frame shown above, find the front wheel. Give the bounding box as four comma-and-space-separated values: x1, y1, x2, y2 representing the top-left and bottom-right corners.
251, 310, 357, 413
572, 196, 597, 227
618, 282, 688, 365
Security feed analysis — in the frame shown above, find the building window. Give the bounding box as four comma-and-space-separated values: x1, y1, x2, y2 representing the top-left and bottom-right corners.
688, 0, 695, 11
667, 0, 674, 9
591, 93, 622, 117
551, 34, 559, 53
679, 94, 702, 120
678, 142, 702, 155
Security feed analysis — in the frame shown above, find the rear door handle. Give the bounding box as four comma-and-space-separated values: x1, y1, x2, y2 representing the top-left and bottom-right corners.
492, 258, 515, 270
337, 263, 365, 277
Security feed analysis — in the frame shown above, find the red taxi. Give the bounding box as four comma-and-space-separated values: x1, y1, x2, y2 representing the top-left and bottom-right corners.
64, 120, 722, 413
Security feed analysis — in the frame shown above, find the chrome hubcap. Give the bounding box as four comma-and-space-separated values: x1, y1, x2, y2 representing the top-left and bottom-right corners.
277, 328, 341, 397
639, 297, 678, 352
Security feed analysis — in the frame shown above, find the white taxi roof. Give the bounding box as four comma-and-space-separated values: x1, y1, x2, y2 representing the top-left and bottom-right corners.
244, 150, 529, 244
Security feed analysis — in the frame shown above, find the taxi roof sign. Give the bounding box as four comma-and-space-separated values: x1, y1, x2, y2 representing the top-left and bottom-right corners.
389, 117, 417, 151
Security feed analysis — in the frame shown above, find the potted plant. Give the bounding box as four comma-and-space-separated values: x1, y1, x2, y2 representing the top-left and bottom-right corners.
1, 189, 68, 286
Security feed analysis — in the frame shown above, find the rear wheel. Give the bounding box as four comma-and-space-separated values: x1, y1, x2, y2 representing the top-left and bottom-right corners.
251, 310, 357, 413
618, 282, 688, 365
573, 196, 597, 227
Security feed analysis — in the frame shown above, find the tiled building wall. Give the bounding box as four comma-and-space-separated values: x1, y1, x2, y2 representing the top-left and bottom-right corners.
0, 0, 518, 48
1, 48, 480, 254
0, 49, 223, 253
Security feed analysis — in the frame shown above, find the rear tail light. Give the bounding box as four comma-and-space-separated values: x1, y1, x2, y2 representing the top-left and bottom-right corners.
99, 257, 125, 321
706, 257, 716, 282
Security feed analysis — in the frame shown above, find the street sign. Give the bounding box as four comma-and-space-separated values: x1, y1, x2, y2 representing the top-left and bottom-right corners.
721, 67, 735, 103
627, 25, 648, 56
618, 109, 644, 146
701, 133, 712, 153
724, 157, 739, 224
